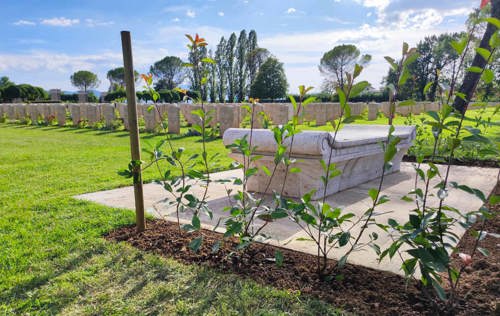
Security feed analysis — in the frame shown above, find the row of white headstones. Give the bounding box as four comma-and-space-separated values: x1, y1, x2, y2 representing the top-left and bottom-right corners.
0, 101, 443, 134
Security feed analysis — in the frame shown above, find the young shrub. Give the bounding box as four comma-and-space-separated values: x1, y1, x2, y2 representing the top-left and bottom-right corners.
378, 12, 500, 311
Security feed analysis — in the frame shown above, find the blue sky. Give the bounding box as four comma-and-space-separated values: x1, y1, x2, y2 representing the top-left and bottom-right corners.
0, 0, 479, 93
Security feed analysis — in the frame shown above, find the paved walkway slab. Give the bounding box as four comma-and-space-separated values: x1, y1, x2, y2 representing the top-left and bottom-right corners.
76, 163, 498, 275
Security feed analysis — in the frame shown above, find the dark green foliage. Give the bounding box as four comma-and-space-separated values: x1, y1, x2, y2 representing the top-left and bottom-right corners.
250, 57, 288, 101
61, 93, 79, 103
2, 85, 20, 101
87, 91, 98, 102
105, 89, 127, 102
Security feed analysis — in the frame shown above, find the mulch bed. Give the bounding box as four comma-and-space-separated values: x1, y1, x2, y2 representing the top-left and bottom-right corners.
403, 155, 499, 168
105, 184, 499, 315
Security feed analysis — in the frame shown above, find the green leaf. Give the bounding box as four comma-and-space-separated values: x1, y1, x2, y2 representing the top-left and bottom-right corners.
409, 214, 421, 228
192, 215, 201, 230
490, 31, 500, 48
289, 95, 297, 111
189, 236, 203, 252
467, 66, 483, 73
451, 38, 467, 55
201, 57, 216, 64
353, 63, 363, 79
482, 69, 494, 84
402, 42, 409, 55
337, 254, 348, 268
336, 87, 346, 107
368, 188, 378, 202
339, 232, 350, 247
300, 213, 317, 225
462, 134, 491, 144
384, 56, 398, 70
349, 81, 369, 98
402, 258, 417, 275
245, 167, 258, 178
477, 247, 490, 257
403, 51, 419, 66
476, 47, 491, 62
484, 17, 500, 29
290, 167, 301, 173
399, 99, 416, 107
423, 81, 433, 94
489, 195, 500, 205
398, 68, 410, 86
271, 210, 288, 219
212, 240, 221, 253
401, 195, 413, 202
275, 250, 284, 267
432, 279, 447, 301
261, 165, 271, 176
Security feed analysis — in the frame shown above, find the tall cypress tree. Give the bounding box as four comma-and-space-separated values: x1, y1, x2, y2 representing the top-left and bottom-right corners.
236, 30, 248, 102
188, 45, 208, 101
208, 49, 217, 103
246, 30, 258, 93
215, 37, 227, 102
225, 33, 237, 102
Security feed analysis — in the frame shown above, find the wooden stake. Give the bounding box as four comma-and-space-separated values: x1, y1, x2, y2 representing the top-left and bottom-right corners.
121, 31, 145, 232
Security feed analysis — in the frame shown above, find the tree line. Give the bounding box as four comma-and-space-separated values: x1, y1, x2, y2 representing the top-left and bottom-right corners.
103, 29, 288, 102
0, 77, 48, 102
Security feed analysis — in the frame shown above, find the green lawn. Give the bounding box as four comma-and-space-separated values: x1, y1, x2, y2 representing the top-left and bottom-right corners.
0, 124, 340, 315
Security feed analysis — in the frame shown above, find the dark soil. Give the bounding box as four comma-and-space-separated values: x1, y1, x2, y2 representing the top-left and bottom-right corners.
106, 185, 499, 315
403, 155, 499, 168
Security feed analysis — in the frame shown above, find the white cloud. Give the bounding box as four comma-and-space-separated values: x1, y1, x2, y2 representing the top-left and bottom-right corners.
218, 11, 225, 17
172, 17, 180, 22
186, 9, 196, 18
286, 7, 296, 14
41, 17, 80, 27
355, 0, 390, 10
324, 16, 352, 24
261, 17, 467, 92
85, 19, 114, 27
13, 19, 36, 26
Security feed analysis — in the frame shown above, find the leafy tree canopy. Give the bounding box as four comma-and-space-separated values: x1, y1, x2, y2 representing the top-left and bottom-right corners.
0, 76, 14, 88
319, 44, 371, 91
70, 70, 100, 92
106, 67, 139, 92
150, 56, 186, 90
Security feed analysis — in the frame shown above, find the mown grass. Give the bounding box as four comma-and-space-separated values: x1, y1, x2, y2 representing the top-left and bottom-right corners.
0, 123, 342, 315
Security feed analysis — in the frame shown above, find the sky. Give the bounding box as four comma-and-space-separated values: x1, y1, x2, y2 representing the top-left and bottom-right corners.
0, 0, 480, 93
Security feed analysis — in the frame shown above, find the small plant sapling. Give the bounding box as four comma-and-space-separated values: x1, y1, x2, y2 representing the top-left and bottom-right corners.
378, 12, 500, 311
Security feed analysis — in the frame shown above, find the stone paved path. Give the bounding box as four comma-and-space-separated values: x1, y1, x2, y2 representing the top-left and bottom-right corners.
76, 163, 498, 275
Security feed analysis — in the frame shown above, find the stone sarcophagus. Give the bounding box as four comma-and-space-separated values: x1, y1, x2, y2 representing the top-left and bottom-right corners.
223, 125, 416, 200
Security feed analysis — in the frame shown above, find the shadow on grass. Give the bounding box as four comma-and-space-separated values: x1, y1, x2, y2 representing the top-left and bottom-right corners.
3, 245, 104, 315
